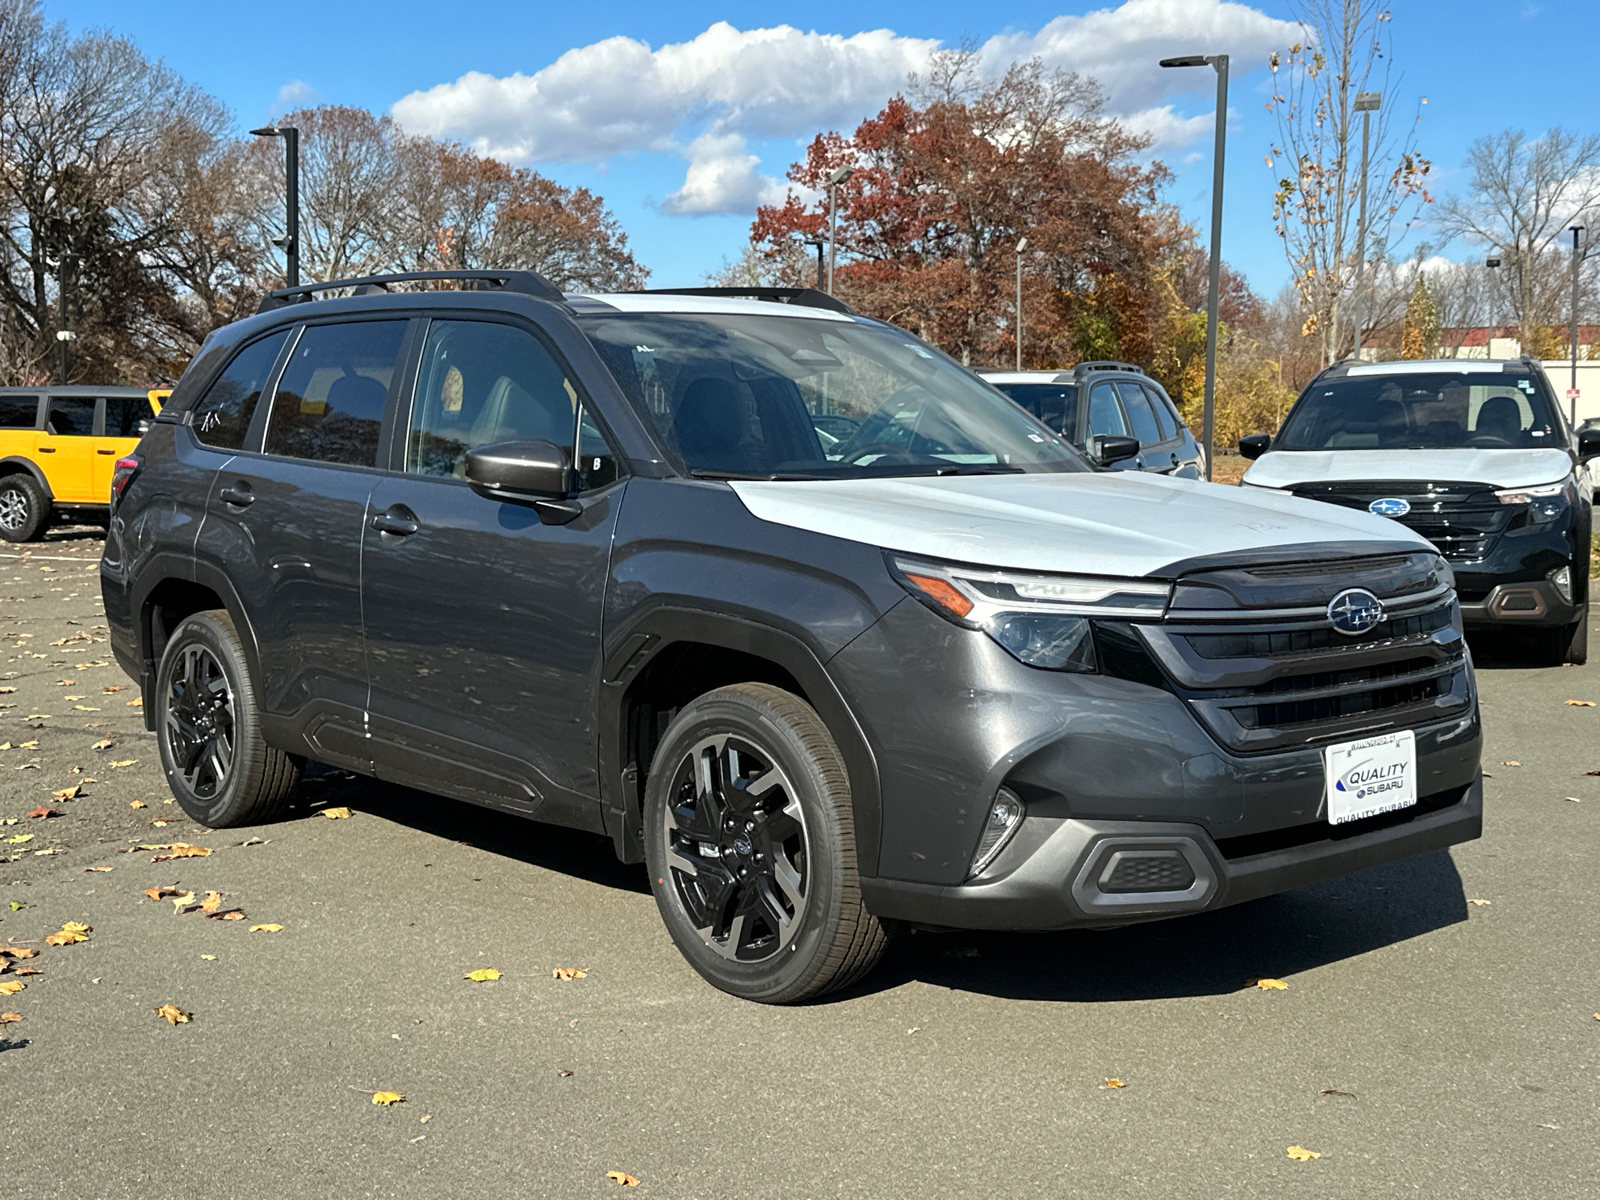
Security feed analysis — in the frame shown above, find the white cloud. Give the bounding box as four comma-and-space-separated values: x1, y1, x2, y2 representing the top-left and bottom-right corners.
274, 79, 321, 112
390, 2, 1301, 216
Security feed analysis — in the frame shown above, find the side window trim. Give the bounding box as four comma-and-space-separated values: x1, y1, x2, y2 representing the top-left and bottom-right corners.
1143, 384, 1178, 443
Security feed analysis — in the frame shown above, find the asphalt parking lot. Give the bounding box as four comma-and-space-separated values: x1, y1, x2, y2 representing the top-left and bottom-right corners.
1, 529, 1597, 1199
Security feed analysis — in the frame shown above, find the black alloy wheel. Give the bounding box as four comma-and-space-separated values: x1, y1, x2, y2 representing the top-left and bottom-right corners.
644, 683, 889, 1004
661, 733, 810, 962
164, 642, 236, 801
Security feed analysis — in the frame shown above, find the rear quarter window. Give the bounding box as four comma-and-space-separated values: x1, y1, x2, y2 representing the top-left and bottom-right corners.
0, 397, 38, 429
190, 331, 291, 450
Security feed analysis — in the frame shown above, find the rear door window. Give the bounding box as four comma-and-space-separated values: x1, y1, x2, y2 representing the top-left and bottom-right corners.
191, 331, 290, 450
105, 396, 153, 437
1144, 385, 1179, 441
0, 397, 38, 429
45, 397, 96, 436
1116, 381, 1166, 448
265, 321, 408, 467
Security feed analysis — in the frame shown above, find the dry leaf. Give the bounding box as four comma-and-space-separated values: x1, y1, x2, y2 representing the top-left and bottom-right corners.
93, 739, 115, 751
557, 1069, 573, 1077
1565, 796, 1583, 804
1318, 1089, 1357, 1098
109, 759, 137, 768
25, 806, 60, 819
1100, 1078, 1126, 1089
1503, 760, 1522, 767
606, 1171, 640, 1188
128, 800, 146, 809
127, 698, 142, 708
200, 954, 216, 961
103, 685, 125, 694
0, 980, 23, 996
371, 1091, 404, 1106
1468, 898, 1491, 906
0, 1011, 19, 1023
321, 806, 351, 819
213, 910, 247, 921
552, 966, 587, 981
51, 785, 82, 801
32, 847, 63, 856
248, 923, 283, 933
170, 890, 196, 913
44, 921, 91, 945
1252, 978, 1289, 991
1286, 1146, 1321, 1161
151, 843, 210, 861
83, 865, 112, 873
199, 890, 222, 914
1564, 699, 1596, 707
154, 1003, 190, 1025
142, 885, 183, 901
0, 687, 13, 693
5, 833, 33, 844
73, 705, 99, 712
465, 968, 502, 982
18, 740, 35, 749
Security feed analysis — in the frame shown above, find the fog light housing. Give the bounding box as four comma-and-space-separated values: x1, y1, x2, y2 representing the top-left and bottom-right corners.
1551, 565, 1573, 605
968, 788, 1025, 879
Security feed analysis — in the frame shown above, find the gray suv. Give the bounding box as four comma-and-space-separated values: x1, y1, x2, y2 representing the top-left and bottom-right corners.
102, 272, 1482, 1003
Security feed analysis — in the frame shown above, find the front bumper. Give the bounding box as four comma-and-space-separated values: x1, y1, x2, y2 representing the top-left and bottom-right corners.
862, 776, 1482, 930
1453, 528, 1583, 629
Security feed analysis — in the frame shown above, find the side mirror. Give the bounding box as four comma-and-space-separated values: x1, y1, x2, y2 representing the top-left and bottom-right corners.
1089, 434, 1140, 467
465, 439, 581, 523
1578, 427, 1600, 461
1239, 433, 1272, 460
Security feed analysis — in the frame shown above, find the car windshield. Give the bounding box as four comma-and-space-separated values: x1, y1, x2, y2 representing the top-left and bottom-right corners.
988, 381, 1079, 434
580, 309, 1086, 478
1275, 370, 1564, 451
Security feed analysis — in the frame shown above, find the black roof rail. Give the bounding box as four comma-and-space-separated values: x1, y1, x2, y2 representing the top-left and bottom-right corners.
639, 286, 857, 315
257, 269, 566, 314
1072, 359, 1144, 379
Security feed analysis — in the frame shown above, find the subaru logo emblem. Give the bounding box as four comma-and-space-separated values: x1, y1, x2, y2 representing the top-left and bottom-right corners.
1327, 588, 1384, 636
1368, 497, 1411, 518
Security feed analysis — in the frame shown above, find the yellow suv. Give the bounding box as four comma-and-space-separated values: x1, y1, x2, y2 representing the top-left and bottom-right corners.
0, 386, 163, 542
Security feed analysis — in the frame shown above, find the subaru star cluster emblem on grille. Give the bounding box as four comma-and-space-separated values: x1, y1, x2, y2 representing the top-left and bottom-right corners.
1368, 497, 1411, 518
1327, 588, 1385, 636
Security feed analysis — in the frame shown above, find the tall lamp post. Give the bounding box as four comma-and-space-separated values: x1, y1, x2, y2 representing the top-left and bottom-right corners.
1486, 255, 1503, 334
250, 125, 300, 288
798, 236, 825, 290
1570, 225, 1584, 427
1349, 91, 1381, 360
826, 164, 853, 296
1160, 53, 1228, 481
54, 329, 75, 386
1015, 236, 1029, 370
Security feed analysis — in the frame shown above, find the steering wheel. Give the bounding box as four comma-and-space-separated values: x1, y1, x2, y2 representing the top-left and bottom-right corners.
840, 441, 920, 465
1464, 434, 1513, 448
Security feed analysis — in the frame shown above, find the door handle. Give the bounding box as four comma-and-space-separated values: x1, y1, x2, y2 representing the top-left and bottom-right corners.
37, 446, 54, 453
97, 448, 116, 455
219, 484, 254, 508
371, 510, 420, 537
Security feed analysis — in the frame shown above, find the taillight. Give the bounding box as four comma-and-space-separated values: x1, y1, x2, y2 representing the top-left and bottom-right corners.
110, 455, 140, 508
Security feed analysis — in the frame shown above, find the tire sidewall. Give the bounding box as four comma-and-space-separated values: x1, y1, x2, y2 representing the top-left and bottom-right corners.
0, 477, 44, 543
155, 612, 263, 827
643, 690, 852, 1003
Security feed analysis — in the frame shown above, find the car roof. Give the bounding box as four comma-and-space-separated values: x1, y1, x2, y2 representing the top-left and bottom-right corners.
1321, 358, 1534, 378
0, 385, 148, 396
978, 370, 1074, 384
566, 292, 855, 321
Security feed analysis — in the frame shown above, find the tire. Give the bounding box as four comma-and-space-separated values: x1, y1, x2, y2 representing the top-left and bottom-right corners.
1543, 600, 1589, 666
643, 683, 889, 1004
155, 610, 302, 827
0, 475, 48, 543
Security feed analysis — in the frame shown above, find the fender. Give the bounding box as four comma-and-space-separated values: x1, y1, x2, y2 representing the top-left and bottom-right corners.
598, 606, 883, 877
0, 455, 52, 499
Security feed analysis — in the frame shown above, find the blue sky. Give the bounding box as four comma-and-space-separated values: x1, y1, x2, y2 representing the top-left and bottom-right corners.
50, 0, 1600, 299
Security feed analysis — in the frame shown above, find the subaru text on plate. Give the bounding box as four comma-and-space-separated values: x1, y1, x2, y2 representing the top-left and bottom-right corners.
101, 272, 1483, 1003
1239, 357, 1600, 664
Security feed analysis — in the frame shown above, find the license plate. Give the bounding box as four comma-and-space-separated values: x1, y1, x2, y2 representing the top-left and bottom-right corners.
1324, 730, 1417, 825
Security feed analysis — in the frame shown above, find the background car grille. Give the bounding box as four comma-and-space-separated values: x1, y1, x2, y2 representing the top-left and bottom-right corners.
1287, 481, 1504, 563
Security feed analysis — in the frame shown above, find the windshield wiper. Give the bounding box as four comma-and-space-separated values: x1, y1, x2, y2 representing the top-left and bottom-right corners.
689, 469, 827, 481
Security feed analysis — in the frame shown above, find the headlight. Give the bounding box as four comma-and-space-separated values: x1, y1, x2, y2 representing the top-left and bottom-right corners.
1495, 478, 1571, 524
890, 556, 1171, 671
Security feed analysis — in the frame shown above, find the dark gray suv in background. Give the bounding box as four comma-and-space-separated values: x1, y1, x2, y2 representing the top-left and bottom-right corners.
102, 271, 1482, 1003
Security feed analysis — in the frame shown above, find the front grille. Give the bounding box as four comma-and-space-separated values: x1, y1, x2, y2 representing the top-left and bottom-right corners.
1289, 481, 1505, 563
1185, 602, 1455, 660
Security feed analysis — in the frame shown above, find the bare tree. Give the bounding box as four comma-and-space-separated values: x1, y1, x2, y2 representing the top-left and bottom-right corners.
1268, 0, 1432, 365
1435, 128, 1600, 346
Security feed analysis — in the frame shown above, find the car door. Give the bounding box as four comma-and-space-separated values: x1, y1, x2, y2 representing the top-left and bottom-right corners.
38, 395, 98, 501
1145, 383, 1202, 478
1115, 381, 1179, 474
95, 394, 155, 501
203, 318, 409, 764
360, 315, 625, 821
1085, 380, 1139, 470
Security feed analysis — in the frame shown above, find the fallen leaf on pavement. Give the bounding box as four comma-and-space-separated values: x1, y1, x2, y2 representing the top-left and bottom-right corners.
557, 1069, 573, 1077
127, 698, 142, 708
102, 685, 125, 694
128, 800, 146, 809
83, 865, 112, 873
200, 954, 216, 961
92, 739, 115, 751
0, 1011, 19, 1023
25, 807, 60, 819
199, 890, 222, 914
18, 741, 35, 750
5, 901, 22, 911
109, 759, 137, 768
321, 806, 351, 819
231, 836, 268, 847
1251, 978, 1289, 991
0, 948, 35, 959
1503, 760, 1522, 767
552, 967, 587, 981
1318, 1089, 1357, 1098
465, 968, 502, 982
606, 1171, 640, 1188
151, 843, 211, 861
1469, 898, 1491, 906
211, 910, 247, 921
51, 785, 82, 801
153, 1003, 190, 1025
32, 847, 63, 856
248, 924, 283, 933
148, 818, 171, 828
142, 885, 183, 901
1564, 699, 1595, 706
5, 834, 33, 844
1565, 796, 1583, 803
371, 1091, 404, 1106
1286, 1146, 1321, 1161
170, 890, 196, 913
44, 921, 91, 946
1100, 1078, 1126, 1089
0, 981, 24, 996
0, 687, 13, 694
11, 762, 37, 771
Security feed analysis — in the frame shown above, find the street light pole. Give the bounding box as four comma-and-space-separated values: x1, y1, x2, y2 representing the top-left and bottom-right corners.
1571, 225, 1584, 427
1015, 236, 1029, 370
1350, 92, 1381, 361
1160, 53, 1228, 481
55, 330, 76, 385
826, 164, 853, 297
250, 125, 300, 287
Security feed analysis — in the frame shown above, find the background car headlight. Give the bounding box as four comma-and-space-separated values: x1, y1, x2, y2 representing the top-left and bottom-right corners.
1495, 479, 1571, 524
892, 556, 1170, 672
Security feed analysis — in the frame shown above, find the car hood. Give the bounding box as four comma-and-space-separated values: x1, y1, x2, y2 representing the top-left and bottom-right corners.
728, 471, 1431, 578
1242, 447, 1573, 490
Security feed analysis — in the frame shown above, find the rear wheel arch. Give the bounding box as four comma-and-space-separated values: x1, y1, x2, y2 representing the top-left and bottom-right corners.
0, 457, 52, 498
136, 565, 264, 726
600, 611, 882, 875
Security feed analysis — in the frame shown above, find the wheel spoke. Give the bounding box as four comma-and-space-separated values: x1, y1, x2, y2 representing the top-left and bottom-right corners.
771, 852, 805, 910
